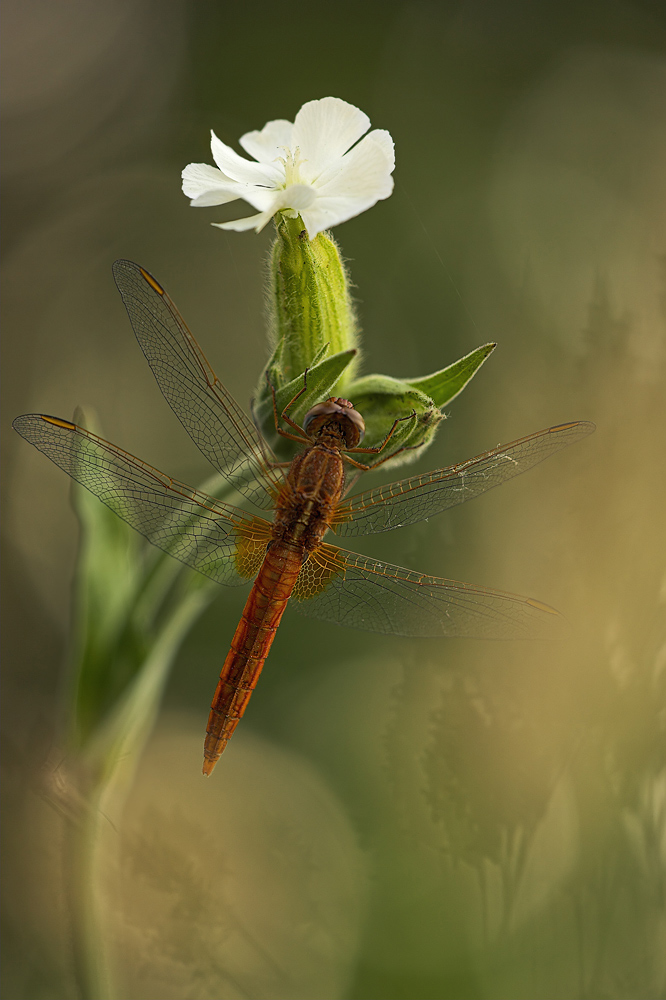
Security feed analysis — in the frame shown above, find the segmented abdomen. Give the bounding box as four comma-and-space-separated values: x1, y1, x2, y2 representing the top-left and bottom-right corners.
202, 541, 304, 775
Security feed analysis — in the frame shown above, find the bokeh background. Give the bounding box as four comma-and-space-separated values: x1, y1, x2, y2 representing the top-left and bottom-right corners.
2, 2, 665, 998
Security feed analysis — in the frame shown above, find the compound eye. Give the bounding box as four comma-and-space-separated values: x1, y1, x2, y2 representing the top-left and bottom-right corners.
303, 401, 339, 434
302, 398, 365, 447
345, 407, 365, 444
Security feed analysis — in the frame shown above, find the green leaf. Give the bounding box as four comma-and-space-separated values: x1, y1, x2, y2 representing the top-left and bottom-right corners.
308, 341, 332, 369
406, 342, 496, 409
68, 408, 152, 748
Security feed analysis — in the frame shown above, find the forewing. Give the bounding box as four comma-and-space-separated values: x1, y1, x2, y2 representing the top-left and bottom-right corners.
112, 259, 283, 510
13, 415, 272, 587
293, 543, 568, 639
334, 421, 595, 535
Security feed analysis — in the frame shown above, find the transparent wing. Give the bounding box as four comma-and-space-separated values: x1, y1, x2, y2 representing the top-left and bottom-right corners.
13, 414, 272, 587
293, 543, 568, 639
112, 259, 283, 510
334, 421, 595, 536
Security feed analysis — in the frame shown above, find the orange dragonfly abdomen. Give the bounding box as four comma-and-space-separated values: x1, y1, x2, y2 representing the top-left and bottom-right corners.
202, 540, 304, 775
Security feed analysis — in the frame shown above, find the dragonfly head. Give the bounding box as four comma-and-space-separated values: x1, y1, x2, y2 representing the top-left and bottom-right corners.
303, 397, 365, 449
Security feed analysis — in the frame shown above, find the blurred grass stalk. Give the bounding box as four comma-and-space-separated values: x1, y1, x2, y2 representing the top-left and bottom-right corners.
51, 215, 495, 998
57, 428, 220, 998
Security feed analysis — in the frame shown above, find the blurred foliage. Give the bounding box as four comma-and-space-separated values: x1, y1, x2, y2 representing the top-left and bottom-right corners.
67, 415, 219, 782
3, 2, 666, 1000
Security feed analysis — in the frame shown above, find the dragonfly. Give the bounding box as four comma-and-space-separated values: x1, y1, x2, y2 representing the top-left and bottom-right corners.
14, 261, 594, 775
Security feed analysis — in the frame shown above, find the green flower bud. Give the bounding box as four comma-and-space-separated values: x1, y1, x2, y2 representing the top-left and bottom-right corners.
254, 214, 359, 454
267, 213, 359, 376
344, 374, 443, 468
343, 345, 496, 468
254, 211, 496, 466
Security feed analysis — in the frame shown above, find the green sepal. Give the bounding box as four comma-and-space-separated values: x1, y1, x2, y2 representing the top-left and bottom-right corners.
345, 374, 443, 469
405, 342, 496, 409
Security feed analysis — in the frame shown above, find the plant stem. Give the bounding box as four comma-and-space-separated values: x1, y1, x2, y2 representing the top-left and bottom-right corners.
64, 785, 114, 1000
63, 582, 217, 999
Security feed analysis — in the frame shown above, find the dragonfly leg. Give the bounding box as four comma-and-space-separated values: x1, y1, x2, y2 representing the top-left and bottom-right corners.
348, 409, 417, 456
266, 371, 310, 442
344, 439, 426, 471
345, 409, 418, 466
277, 426, 310, 445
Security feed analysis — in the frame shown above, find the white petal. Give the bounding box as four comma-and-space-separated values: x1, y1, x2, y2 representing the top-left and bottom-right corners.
232, 186, 282, 212
364, 128, 395, 172
299, 205, 343, 239
239, 118, 293, 163
292, 97, 370, 179
274, 183, 317, 212
182, 163, 278, 213
210, 131, 283, 186
188, 191, 239, 208
213, 210, 274, 233
302, 194, 385, 237
315, 129, 395, 202
181, 163, 243, 206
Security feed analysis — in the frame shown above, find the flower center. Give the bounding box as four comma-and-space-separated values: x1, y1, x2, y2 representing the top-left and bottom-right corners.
278, 146, 307, 188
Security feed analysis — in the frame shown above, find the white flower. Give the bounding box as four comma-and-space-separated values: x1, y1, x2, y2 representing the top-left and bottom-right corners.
182, 97, 395, 239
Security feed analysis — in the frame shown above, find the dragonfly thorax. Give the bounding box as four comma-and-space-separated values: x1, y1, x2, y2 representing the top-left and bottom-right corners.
303, 397, 365, 449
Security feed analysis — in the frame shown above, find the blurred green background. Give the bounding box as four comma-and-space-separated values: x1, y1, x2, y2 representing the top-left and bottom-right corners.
2, 2, 665, 998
